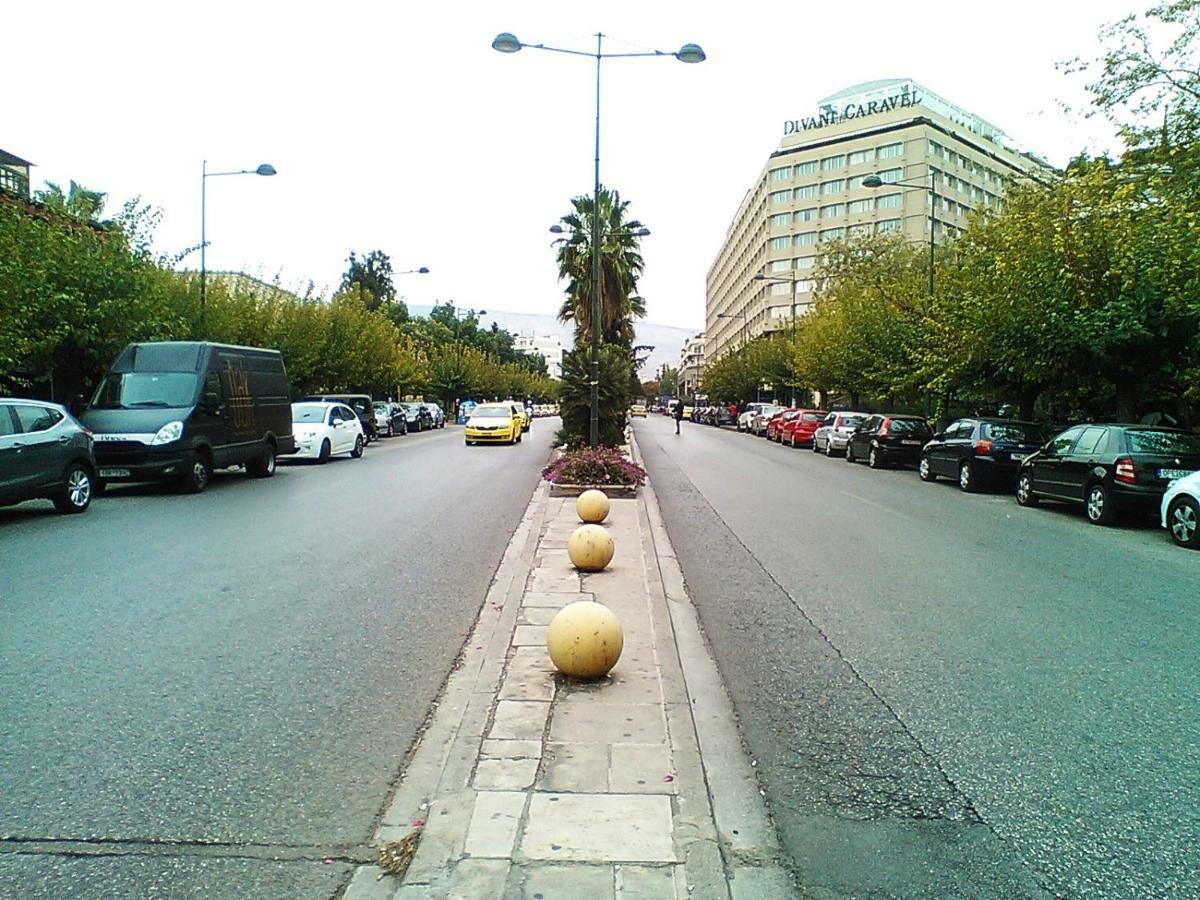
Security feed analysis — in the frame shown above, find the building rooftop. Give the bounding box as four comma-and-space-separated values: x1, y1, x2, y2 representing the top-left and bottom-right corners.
0, 149, 34, 168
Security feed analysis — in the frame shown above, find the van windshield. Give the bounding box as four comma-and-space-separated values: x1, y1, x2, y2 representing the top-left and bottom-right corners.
91, 372, 198, 409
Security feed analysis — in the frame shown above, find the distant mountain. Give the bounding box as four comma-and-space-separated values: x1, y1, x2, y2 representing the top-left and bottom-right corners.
408, 305, 699, 378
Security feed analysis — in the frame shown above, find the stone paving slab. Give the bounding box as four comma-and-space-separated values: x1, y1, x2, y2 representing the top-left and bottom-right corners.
520, 793, 677, 862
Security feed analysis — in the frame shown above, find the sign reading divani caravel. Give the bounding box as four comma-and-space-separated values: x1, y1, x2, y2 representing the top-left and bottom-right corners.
784, 89, 923, 135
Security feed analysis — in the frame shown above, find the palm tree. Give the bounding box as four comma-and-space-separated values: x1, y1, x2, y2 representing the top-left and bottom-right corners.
555, 187, 647, 347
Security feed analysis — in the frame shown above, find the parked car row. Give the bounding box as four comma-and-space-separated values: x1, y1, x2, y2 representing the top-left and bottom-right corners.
735, 406, 1200, 549
1, 340, 453, 516
693, 405, 737, 427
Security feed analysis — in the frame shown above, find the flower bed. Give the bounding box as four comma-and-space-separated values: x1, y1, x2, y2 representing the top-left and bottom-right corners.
542, 447, 647, 492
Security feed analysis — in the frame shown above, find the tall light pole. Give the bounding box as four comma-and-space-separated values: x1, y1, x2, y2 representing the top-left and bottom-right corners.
716, 310, 748, 350
200, 161, 276, 335
753, 271, 801, 404
493, 31, 705, 447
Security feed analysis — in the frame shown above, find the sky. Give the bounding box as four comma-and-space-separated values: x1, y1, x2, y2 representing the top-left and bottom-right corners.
7, 1, 1140, 332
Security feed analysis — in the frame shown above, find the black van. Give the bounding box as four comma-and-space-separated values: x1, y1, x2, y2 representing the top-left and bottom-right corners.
81, 342, 296, 493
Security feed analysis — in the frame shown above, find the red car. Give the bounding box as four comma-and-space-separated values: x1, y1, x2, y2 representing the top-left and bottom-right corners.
781, 409, 830, 448
765, 408, 799, 442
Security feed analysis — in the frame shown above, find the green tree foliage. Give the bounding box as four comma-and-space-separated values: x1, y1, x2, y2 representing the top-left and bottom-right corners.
557, 345, 633, 448
340, 249, 397, 312
34, 180, 108, 223
702, 337, 797, 405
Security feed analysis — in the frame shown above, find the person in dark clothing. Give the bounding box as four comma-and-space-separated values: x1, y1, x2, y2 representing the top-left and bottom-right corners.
674, 400, 684, 434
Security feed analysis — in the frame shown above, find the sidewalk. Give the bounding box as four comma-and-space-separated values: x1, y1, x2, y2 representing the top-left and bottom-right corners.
343, 444, 793, 899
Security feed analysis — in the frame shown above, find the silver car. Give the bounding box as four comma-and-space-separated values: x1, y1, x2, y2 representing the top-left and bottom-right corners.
812, 411, 868, 456
749, 405, 783, 436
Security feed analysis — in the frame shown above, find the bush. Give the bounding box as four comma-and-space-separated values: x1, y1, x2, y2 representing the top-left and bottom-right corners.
542, 447, 647, 486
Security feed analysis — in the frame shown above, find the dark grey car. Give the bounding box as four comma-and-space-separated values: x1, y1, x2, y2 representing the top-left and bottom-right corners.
0, 399, 96, 514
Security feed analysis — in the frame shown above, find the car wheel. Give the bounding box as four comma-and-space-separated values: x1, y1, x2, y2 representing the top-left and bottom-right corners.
246, 444, 276, 478
1015, 471, 1038, 507
918, 455, 936, 482
958, 461, 977, 492
1167, 496, 1200, 548
845, 444, 855, 463
179, 452, 212, 494
53, 463, 93, 514
351, 435, 364, 458
869, 446, 884, 469
318, 439, 331, 464
1086, 482, 1116, 525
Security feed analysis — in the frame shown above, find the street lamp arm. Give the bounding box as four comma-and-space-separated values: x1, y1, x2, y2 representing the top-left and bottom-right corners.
501, 42, 692, 61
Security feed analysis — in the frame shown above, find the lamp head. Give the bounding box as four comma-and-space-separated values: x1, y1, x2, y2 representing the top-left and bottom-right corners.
862, 175, 883, 188
753, 273, 766, 281
418, 266, 429, 274
549, 225, 565, 234
676, 43, 706, 64
492, 32, 522, 53
634, 227, 650, 237
478, 309, 488, 316
255, 164, 277, 176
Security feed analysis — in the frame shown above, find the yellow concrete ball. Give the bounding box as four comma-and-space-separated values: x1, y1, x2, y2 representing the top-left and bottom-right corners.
546, 601, 624, 678
567, 524, 615, 572
576, 489, 611, 524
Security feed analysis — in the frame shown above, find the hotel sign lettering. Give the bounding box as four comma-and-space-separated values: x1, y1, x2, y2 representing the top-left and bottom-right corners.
784, 90, 922, 135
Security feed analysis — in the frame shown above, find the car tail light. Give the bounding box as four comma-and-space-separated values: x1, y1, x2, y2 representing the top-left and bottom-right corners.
877, 419, 890, 437
1115, 457, 1136, 484
974, 439, 994, 456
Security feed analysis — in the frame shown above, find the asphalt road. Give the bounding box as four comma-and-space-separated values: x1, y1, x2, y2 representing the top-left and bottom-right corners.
0, 419, 557, 898
634, 414, 1198, 899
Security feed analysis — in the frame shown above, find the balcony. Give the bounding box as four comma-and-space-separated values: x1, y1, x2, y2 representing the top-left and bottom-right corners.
0, 165, 30, 199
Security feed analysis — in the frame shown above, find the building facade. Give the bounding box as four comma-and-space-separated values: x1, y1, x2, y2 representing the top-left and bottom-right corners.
514, 334, 564, 380
678, 333, 706, 401
705, 78, 1053, 361
0, 149, 33, 199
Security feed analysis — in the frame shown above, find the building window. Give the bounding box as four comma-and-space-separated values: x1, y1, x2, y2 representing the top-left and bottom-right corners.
849, 223, 873, 237
848, 198, 873, 214
821, 203, 844, 218
769, 259, 792, 273
794, 256, 816, 270
878, 142, 904, 160
794, 160, 819, 176
770, 213, 791, 228
796, 279, 816, 293
958, 203, 969, 217
795, 207, 818, 222
794, 183, 818, 199
794, 231, 818, 246
848, 174, 868, 190
877, 168, 903, 183
770, 166, 792, 181
848, 148, 875, 166
821, 154, 845, 171
821, 179, 845, 195
876, 193, 903, 209
819, 227, 845, 242
770, 235, 792, 250
876, 218, 902, 233
769, 282, 792, 296
769, 190, 791, 205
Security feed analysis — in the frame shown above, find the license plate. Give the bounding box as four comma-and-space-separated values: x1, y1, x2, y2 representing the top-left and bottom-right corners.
1159, 468, 1195, 481
99, 468, 130, 478
1011, 453, 1028, 462
901, 440, 922, 446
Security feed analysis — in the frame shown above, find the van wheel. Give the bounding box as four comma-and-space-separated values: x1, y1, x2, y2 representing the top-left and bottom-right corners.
180, 452, 212, 493
247, 444, 276, 478
53, 463, 93, 513
351, 435, 364, 458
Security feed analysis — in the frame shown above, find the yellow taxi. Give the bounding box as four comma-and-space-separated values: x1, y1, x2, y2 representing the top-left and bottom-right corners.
682, 405, 694, 420
465, 403, 524, 445
630, 403, 647, 418
516, 402, 531, 432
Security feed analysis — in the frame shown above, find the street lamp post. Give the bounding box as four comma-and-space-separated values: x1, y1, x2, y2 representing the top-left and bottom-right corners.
753, 270, 801, 404
493, 31, 705, 447
450, 305, 487, 412
200, 161, 276, 335
716, 310, 748, 350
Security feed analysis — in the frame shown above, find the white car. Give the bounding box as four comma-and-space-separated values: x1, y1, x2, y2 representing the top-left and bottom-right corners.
813, 411, 868, 456
737, 403, 771, 432
290, 402, 365, 463
1161, 470, 1200, 549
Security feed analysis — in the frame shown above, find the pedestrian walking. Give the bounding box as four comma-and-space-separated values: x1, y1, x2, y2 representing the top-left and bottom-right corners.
674, 399, 684, 435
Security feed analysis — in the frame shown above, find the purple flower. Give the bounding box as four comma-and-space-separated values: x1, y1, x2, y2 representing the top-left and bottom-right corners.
542, 447, 647, 486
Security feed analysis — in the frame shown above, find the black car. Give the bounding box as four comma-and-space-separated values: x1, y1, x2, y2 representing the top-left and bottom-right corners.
919, 418, 1048, 492
1015, 424, 1200, 525
84, 342, 296, 493
0, 399, 96, 514
715, 407, 737, 427
845, 414, 932, 468
373, 401, 408, 437
401, 402, 434, 432
304, 394, 378, 443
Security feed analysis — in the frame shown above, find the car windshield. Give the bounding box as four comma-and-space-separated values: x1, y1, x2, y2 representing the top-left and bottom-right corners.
782, 411, 799, 421
887, 418, 929, 434
801, 413, 825, 422
986, 422, 1047, 444
292, 404, 328, 424
373, 403, 389, 412
1127, 430, 1200, 455
91, 372, 198, 409
472, 407, 510, 418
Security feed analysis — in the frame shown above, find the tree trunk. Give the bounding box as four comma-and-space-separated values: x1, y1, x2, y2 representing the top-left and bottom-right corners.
1018, 384, 1043, 421
1115, 377, 1138, 422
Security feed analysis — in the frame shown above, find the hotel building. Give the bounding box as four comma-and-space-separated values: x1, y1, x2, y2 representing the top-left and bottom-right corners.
705, 78, 1053, 361
678, 333, 706, 400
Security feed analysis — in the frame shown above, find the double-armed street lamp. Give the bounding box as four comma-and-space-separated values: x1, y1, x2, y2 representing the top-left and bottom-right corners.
753, 271, 803, 405
716, 310, 748, 350
493, 30, 705, 447
200, 161, 276, 334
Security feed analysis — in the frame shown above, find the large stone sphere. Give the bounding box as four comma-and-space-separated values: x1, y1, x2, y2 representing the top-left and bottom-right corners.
546, 601, 624, 678
567, 524, 615, 572
576, 489, 610, 524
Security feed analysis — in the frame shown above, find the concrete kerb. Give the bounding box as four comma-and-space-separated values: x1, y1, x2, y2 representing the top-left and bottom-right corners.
627, 429, 795, 898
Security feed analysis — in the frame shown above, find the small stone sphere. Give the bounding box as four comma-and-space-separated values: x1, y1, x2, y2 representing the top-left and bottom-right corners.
576, 489, 611, 523
546, 601, 624, 678
567, 524, 615, 572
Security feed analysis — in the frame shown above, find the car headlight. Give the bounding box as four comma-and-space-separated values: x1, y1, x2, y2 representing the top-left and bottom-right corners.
151, 421, 184, 445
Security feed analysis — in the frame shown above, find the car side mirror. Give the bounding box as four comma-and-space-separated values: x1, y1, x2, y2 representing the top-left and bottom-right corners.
332, 417, 344, 427
203, 391, 221, 412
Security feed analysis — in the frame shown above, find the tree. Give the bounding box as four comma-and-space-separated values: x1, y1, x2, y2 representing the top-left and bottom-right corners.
34, 180, 108, 223
555, 187, 647, 347
340, 249, 396, 312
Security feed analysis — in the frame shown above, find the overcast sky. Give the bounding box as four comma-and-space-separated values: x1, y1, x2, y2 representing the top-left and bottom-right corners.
9, 1, 1138, 331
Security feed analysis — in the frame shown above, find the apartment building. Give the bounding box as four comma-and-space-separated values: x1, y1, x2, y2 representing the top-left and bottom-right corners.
514, 334, 564, 380
678, 333, 706, 400
705, 78, 1053, 360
